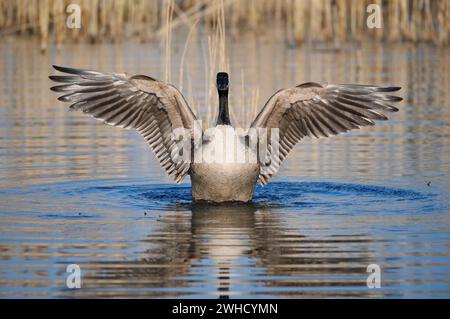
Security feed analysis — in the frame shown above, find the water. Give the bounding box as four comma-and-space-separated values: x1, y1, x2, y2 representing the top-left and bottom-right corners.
0, 34, 449, 298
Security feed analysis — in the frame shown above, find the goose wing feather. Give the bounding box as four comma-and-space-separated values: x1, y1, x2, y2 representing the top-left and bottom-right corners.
251, 82, 402, 185
50, 65, 198, 183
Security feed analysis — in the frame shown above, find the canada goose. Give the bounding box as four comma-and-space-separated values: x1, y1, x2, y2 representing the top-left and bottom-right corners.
49, 65, 402, 203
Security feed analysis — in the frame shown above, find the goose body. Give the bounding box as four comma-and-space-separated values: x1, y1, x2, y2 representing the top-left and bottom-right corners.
190, 125, 259, 202
50, 66, 402, 203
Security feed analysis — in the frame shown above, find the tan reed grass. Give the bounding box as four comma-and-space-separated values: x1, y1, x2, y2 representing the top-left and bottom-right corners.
2, 0, 448, 49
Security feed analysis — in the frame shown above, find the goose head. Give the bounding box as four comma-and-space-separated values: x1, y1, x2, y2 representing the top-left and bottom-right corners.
216, 72, 231, 126
216, 72, 229, 91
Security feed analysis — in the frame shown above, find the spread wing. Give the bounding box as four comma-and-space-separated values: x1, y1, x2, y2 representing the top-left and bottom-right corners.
250, 82, 402, 185
49, 65, 199, 183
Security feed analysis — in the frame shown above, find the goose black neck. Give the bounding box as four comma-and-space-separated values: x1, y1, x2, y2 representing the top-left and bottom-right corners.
216, 89, 231, 126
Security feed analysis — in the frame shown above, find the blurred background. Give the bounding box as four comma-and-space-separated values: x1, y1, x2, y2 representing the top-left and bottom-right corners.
0, 0, 449, 51
0, 0, 449, 298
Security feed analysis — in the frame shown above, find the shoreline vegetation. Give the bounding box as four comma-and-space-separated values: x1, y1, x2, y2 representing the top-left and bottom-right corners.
0, 0, 449, 52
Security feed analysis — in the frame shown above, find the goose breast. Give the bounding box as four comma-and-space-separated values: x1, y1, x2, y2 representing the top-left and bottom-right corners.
190, 125, 259, 202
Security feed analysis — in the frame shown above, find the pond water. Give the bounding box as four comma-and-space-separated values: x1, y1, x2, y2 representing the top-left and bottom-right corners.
0, 32, 449, 298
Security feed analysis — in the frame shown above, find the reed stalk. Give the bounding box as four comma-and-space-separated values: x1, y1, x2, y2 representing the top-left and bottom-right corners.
163, 0, 174, 83
0, 1, 447, 48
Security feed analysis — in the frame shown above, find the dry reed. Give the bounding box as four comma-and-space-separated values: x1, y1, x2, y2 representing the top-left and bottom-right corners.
163, 0, 174, 83
0, 0, 448, 49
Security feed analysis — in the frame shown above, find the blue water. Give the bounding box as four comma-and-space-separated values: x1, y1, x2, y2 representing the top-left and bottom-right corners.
0, 38, 449, 298
1, 177, 448, 298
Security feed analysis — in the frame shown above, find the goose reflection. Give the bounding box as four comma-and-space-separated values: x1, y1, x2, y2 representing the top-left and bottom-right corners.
190, 203, 261, 298
73, 200, 378, 298
68, 202, 264, 298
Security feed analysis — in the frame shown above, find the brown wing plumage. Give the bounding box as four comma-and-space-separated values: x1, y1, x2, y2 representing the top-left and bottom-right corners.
49, 65, 198, 183
251, 82, 402, 185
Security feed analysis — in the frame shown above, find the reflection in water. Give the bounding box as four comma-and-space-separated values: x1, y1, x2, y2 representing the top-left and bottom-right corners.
88, 204, 267, 298
26, 181, 437, 298
0, 180, 448, 298
190, 204, 259, 299
0, 35, 449, 298
68, 201, 376, 298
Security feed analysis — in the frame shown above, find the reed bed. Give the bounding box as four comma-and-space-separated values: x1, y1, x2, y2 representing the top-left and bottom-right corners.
1, 0, 448, 50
